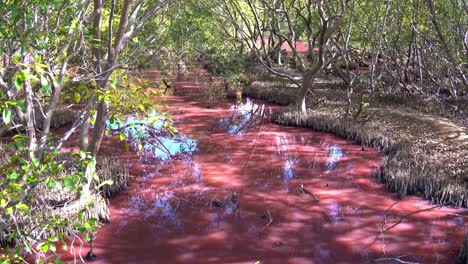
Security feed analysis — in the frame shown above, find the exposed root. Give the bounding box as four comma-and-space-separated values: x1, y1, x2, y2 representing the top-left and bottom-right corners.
0, 156, 128, 247
1, 192, 109, 247
243, 82, 296, 106
459, 234, 468, 264
268, 108, 466, 207
95, 157, 130, 198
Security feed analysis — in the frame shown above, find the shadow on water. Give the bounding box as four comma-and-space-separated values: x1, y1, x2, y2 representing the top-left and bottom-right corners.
57, 68, 467, 264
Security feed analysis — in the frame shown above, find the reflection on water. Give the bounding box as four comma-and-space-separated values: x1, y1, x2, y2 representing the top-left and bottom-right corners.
152, 190, 182, 228
108, 109, 198, 160
323, 142, 343, 170
63, 70, 467, 264
313, 245, 331, 262
219, 98, 270, 136
273, 136, 300, 193
328, 201, 343, 225
283, 157, 299, 180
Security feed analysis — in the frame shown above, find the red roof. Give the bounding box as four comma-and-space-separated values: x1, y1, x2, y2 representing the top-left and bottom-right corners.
255, 37, 315, 53
281, 40, 309, 53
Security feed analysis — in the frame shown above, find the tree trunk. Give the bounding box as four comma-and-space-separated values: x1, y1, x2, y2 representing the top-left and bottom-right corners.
80, 111, 91, 151
298, 66, 320, 113
36, 84, 62, 160
89, 98, 108, 156
24, 79, 37, 160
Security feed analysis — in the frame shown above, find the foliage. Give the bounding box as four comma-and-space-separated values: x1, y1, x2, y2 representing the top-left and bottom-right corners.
205, 49, 250, 86
0, 141, 102, 262
0, 0, 467, 262
0, 0, 171, 262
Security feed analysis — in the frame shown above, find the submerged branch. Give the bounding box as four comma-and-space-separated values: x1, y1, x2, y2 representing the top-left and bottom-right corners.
381, 204, 442, 233
374, 254, 419, 264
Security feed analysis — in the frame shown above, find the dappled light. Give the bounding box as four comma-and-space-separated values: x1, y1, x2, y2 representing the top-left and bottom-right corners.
1, 0, 466, 263
55, 69, 467, 263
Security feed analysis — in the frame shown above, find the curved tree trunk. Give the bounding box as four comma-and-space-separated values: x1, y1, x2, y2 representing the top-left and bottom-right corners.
298, 65, 321, 113
295, 0, 348, 113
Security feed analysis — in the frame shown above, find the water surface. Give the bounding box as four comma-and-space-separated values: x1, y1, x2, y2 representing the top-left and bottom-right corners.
60, 69, 466, 264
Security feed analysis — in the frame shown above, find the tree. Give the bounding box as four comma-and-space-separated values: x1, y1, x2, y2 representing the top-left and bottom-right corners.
218, 0, 350, 113
0, 0, 170, 262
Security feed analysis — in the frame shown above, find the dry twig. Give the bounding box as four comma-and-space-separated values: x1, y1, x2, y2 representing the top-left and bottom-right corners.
262, 209, 273, 231
382, 204, 442, 233
374, 254, 419, 264
299, 184, 319, 201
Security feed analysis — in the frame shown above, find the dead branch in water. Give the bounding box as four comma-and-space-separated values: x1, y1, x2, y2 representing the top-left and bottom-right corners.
381, 204, 442, 233
382, 201, 400, 229
263, 209, 273, 231
299, 184, 319, 201
373, 254, 419, 264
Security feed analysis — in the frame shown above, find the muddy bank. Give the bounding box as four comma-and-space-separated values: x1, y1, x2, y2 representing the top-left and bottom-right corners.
243, 68, 467, 208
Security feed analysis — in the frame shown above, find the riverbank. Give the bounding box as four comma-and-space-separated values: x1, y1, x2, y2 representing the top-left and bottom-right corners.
244, 66, 468, 207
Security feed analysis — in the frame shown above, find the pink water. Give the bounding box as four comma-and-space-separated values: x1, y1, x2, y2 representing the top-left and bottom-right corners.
58, 69, 466, 264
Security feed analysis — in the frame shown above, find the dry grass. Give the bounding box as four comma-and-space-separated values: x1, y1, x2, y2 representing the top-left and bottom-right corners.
35, 106, 78, 129
200, 81, 227, 101
243, 81, 297, 105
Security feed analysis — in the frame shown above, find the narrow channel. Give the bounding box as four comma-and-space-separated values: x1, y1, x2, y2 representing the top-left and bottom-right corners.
61, 68, 466, 264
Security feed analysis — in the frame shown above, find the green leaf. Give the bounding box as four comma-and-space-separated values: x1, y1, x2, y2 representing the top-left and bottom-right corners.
41, 243, 49, 253
0, 199, 6, 207
40, 76, 51, 95
49, 243, 57, 252
92, 171, 99, 181
63, 177, 75, 190
2, 108, 12, 125
15, 100, 26, 111
14, 76, 23, 89
31, 157, 40, 167
18, 70, 28, 81
47, 179, 55, 189
7, 172, 20, 180
138, 143, 143, 151
55, 181, 63, 191
12, 53, 20, 64
119, 133, 125, 141
74, 92, 81, 103
5, 207, 13, 215
16, 203, 30, 214
48, 236, 59, 242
